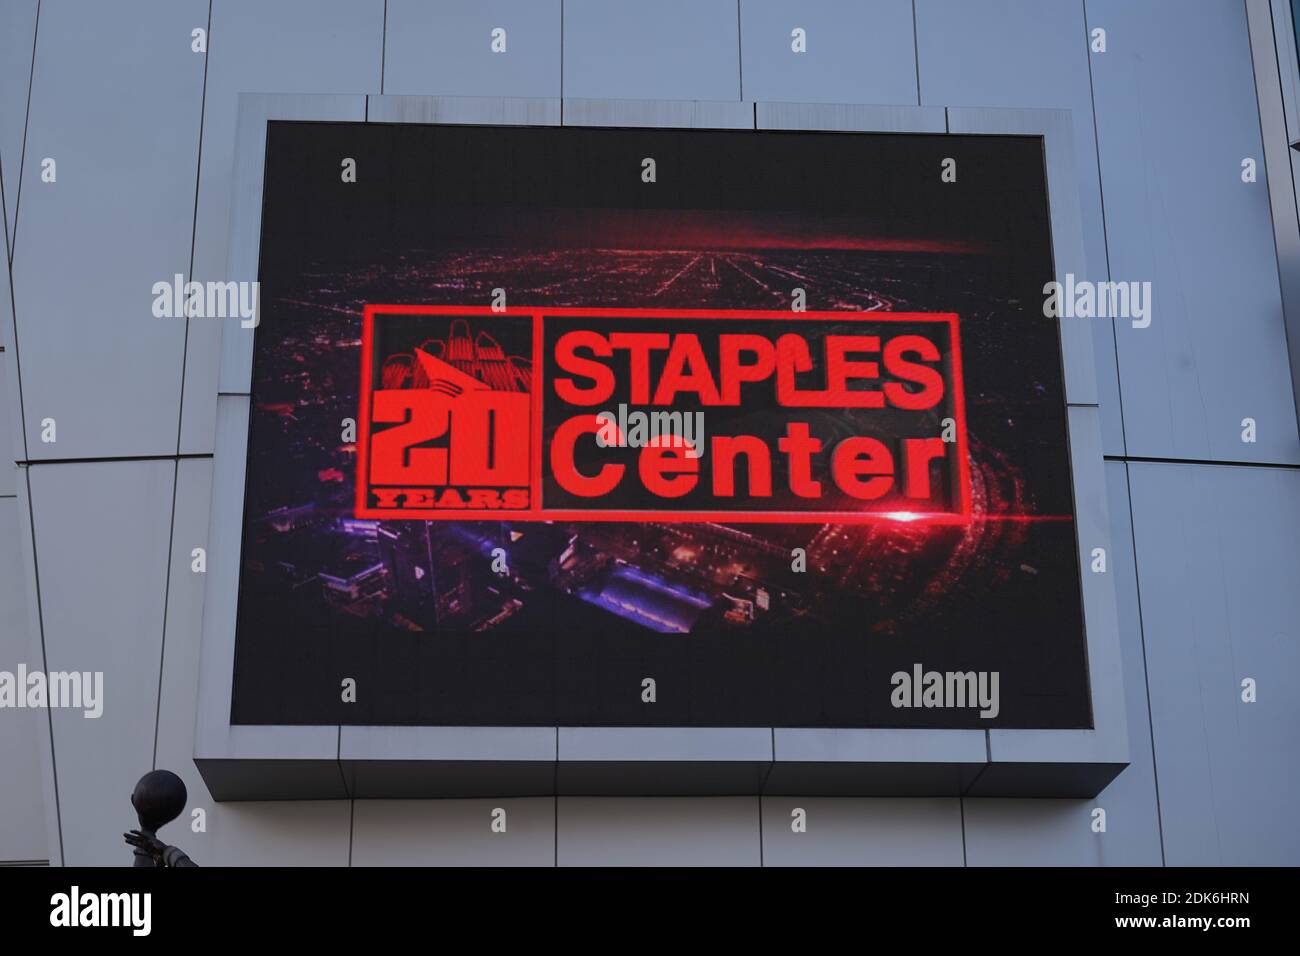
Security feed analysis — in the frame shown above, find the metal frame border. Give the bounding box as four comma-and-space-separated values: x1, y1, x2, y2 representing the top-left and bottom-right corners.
195, 94, 1128, 800
1250, 0, 1300, 438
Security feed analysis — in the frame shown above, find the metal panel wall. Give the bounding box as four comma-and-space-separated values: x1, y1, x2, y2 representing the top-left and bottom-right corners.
562, 0, 741, 101
1261, 0, 1300, 434
739, 0, 918, 104
1128, 461, 1300, 865
24, 459, 174, 866
1089, 0, 1299, 464
351, 799, 555, 866
0, 0, 39, 237
0, 497, 47, 863
0, 348, 16, 495
384, 0, 561, 97
1, 203, 35, 862
10, 0, 206, 460
557, 797, 760, 866
183, 801, 351, 867
761, 798, 963, 866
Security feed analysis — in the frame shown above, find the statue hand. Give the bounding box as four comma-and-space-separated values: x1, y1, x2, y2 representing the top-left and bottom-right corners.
123, 829, 166, 861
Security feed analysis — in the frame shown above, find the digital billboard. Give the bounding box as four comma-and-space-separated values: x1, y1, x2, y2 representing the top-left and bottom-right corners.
231, 121, 1089, 729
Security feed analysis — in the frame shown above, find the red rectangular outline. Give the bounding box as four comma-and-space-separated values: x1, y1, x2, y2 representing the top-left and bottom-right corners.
356, 305, 971, 524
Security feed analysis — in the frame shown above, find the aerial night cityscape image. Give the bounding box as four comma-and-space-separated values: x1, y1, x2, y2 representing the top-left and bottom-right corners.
229, 123, 1088, 729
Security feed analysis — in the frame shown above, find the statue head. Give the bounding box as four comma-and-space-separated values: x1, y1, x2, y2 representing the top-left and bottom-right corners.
130, 770, 187, 833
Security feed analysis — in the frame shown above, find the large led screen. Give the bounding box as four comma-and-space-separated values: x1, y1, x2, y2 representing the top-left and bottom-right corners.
231, 120, 1089, 729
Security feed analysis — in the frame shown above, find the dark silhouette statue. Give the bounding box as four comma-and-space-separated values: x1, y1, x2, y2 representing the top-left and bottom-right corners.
122, 770, 199, 867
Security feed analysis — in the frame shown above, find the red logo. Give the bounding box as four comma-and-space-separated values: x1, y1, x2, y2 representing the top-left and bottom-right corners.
357, 306, 970, 523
